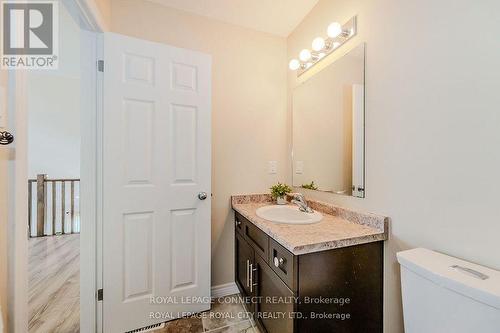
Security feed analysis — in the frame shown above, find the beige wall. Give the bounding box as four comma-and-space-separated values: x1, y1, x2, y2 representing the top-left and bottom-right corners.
288, 0, 500, 332
92, 0, 111, 28
111, 0, 288, 287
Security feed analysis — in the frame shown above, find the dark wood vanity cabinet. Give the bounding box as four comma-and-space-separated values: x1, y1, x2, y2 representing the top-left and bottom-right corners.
234, 212, 383, 333
254, 254, 295, 333
235, 232, 254, 298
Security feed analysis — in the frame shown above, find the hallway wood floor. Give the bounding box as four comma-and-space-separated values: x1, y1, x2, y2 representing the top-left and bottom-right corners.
29, 234, 80, 333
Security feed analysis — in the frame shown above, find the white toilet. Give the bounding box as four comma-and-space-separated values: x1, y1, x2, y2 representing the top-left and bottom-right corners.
397, 248, 500, 333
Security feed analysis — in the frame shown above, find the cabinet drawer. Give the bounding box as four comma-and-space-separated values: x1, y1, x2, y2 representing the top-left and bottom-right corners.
244, 220, 268, 260
235, 213, 268, 260
269, 238, 297, 292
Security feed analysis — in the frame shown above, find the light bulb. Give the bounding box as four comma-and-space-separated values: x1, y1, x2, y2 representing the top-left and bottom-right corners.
288, 59, 300, 70
299, 49, 311, 62
327, 22, 342, 38
311, 37, 325, 51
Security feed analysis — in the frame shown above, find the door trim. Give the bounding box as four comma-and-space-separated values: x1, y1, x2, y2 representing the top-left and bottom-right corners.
8, 1, 106, 332
8, 57, 29, 333
74, 0, 109, 32
79, 30, 104, 333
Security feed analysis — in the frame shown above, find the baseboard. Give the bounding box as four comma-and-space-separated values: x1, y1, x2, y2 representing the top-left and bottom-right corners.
211, 282, 239, 298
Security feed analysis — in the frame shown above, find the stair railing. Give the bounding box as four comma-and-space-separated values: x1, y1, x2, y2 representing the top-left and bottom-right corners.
28, 174, 80, 237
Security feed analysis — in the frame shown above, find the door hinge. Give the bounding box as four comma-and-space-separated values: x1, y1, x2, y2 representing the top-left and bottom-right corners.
97, 289, 103, 301
97, 60, 104, 72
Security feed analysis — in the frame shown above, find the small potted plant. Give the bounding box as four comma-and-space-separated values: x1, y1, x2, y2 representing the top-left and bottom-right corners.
301, 181, 318, 190
270, 182, 292, 205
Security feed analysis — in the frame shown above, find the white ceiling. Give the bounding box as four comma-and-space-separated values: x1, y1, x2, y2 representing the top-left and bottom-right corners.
147, 0, 319, 37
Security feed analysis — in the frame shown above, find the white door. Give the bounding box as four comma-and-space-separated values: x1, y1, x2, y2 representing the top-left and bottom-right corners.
102, 32, 211, 333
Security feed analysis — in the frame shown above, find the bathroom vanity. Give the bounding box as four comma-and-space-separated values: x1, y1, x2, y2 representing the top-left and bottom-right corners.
232, 42, 383, 333
232, 194, 388, 333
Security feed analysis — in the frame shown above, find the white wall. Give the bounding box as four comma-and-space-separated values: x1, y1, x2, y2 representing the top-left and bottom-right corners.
28, 2, 81, 179
111, 0, 288, 287
287, 0, 500, 332
27, 75, 80, 179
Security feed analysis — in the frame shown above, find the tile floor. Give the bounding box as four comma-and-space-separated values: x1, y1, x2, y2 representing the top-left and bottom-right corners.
154, 295, 261, 333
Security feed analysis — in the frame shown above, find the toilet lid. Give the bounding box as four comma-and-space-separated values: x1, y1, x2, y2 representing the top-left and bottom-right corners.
397, 248, 500, 310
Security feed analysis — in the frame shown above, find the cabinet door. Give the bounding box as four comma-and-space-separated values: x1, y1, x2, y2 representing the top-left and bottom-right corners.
254, 255, 295, 333
235, 232, 254, 297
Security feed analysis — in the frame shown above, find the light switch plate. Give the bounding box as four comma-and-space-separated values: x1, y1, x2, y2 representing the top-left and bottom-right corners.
295, 161, 304, 174
268, 161, 277, 174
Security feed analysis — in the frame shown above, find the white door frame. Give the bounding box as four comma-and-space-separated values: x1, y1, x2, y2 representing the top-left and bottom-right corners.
8, 1, 106, 332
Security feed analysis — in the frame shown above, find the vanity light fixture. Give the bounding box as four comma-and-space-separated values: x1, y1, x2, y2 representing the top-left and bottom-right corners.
289, 59, 300, 70
327, 22, 342, 38
289, 16, 357, 76
312, 37, 325, 51
299, 49, 312, 62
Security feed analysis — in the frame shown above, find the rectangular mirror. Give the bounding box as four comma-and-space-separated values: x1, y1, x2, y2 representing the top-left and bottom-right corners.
292, 43, 365, 197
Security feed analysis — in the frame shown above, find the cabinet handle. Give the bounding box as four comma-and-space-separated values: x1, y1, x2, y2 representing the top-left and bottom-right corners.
249, 263, 257, 293
246, 260, 250, 287
235, 220, 241, 227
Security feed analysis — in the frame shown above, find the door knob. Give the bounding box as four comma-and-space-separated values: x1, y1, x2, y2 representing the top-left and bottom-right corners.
198, 192, 208, 200
274, 257, 284, 268
0, 131, 14, 145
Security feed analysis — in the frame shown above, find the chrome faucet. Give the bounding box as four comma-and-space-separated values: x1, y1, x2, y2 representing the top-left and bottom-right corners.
291, 193, 314, 213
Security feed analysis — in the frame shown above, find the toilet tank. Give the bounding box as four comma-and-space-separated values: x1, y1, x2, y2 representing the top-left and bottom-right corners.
397, 248, 500, 333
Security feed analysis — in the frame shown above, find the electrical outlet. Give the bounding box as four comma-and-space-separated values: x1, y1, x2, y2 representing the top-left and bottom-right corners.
268, 161, 277, 174
295, 161, 304, 174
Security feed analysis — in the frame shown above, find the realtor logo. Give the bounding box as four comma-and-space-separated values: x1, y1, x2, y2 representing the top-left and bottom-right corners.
1, 1, 58, 69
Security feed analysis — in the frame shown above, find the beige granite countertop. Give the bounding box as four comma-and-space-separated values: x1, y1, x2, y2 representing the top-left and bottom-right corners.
232, 194, 388, 255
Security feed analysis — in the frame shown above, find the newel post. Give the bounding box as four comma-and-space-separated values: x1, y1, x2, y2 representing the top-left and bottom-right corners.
36, 174, 47, 237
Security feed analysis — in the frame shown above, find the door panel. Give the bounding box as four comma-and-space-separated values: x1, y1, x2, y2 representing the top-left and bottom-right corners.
123, 99, 154, 184
235, 232, 253, 297
255, 255, 295, 333
124, 53, 155, 85
171, 208, 196, 291
103, 32, 211, 333
235, 232, 256, 318
123, 212, 153, 300
171, 104, 197, 183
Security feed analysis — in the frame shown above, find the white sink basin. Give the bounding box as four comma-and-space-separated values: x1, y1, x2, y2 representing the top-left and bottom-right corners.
256, 205, 323, 224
